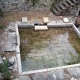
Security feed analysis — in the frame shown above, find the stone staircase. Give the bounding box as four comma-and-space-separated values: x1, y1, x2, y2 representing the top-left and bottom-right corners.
51, 0, 79, 15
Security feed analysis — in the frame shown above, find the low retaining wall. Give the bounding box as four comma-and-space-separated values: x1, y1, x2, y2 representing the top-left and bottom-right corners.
18, 24, 34, 28
72, 24, 80, 38
47, 23, 73, 27
15, 23, 22, 73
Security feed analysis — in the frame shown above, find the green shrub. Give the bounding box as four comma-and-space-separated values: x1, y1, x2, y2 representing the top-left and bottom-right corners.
0, 60, 11, 80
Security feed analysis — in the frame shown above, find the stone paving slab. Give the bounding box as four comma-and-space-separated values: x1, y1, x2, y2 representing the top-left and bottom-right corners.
55, 69, 70, 80
8, 26, 16, 32
30, 73, 47, 80
4, 44, 16, 51
67, 67, 80, 77
48, 71, 56, 80
19, 75, 31, 80
7, 32, 16, 44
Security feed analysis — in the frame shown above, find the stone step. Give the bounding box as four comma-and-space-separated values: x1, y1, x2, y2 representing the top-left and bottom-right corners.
52, 8, 60, 14
55, 5, 62, 12
62, 1, 70, 8
71, 0, 78, 4
35, 26, 48, 30
59, 3, 66, 10
66, 0, 74, 6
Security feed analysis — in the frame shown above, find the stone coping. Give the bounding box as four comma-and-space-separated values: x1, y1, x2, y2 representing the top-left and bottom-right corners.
20, 63, 80, 75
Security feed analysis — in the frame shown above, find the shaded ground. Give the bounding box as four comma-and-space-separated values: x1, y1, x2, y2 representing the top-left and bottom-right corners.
19, 28, 80, 72
0, 10, 59, 26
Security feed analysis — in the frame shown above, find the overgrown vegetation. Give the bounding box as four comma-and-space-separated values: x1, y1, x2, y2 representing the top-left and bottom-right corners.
0, 25, 4, 30
0, 60, 11, 80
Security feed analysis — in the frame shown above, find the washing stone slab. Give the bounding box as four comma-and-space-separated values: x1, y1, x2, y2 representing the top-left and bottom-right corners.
43, 17, 49, 23
22, 17, 27, 23
63, 18, 69, 23
4, 44, 16, 52
35, 26, 48, 30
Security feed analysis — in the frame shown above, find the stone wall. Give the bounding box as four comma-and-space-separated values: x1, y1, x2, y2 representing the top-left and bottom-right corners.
0, 0, 56, 12
0, 0, 80, 13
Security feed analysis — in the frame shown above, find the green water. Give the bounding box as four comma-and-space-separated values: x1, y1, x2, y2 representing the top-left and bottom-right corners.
19, 28, 80, 72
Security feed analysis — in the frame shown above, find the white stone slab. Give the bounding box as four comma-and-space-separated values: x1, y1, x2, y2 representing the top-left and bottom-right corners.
35, 26, 48, 30
22, 17, 27, 23
43, 17, 49, 23
63, 18, 69, 23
